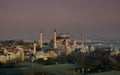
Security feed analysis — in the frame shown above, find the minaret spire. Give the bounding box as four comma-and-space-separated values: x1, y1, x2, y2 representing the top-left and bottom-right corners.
53, 29, 57, 49
39, 30, 43, 49
33, 41, 36, 54
81, 32, 84, 47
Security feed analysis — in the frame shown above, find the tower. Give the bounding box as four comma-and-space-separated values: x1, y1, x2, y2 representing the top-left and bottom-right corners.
53, 29, 57, 49
81, 32, 84, 47
39, 31, 43, 48
33, 42, 36, 54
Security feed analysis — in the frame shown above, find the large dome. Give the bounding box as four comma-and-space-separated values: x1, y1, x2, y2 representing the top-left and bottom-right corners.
56, 34, 70, 39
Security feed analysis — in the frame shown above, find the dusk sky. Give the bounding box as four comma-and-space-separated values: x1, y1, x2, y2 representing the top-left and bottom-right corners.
0, 0, 120, 40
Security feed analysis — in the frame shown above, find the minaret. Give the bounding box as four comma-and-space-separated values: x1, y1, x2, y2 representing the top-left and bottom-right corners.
53, 29, 57, 49
33, 42, 36, 54
81, 32, 84, 47
39, 31, 43, 48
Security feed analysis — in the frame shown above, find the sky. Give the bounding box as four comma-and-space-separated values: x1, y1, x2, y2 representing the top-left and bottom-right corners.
0, 0, 120, 40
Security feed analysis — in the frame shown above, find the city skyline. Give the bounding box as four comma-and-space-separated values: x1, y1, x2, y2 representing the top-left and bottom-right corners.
0, 0, 120, 40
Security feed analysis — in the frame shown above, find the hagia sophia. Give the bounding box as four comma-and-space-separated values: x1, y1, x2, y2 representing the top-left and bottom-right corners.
37, 29, 77, 50
32, 29, 95, 59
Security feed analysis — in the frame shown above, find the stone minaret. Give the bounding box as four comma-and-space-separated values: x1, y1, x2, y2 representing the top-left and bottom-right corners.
39, 31, 43, 48
33, 42, 36, 54
81, 32, 84, 47
53, 29, 57, 49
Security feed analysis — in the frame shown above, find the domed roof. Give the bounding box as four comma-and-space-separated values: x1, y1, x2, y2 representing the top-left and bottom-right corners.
59, 34, 69, 37
56, 34, 70, 39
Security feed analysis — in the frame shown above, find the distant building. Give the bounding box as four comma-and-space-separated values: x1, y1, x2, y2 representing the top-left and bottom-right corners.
110, 49, 120, 56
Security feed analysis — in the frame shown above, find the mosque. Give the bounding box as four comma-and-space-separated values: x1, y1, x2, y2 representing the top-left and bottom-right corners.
37, 29, 76, 50
31, 29, 77, 60
31, 29, 95, 60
